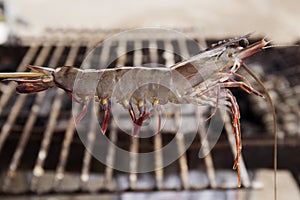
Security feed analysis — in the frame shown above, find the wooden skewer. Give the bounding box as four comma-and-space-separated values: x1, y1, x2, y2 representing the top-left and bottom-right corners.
0, 72, 46, 78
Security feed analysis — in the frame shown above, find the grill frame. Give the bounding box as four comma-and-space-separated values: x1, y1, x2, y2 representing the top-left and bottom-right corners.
0, 30, 299, 195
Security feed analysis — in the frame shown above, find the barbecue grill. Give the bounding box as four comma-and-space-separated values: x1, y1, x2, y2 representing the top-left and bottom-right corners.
0, 28, 299, 200
1, 1, 300, 198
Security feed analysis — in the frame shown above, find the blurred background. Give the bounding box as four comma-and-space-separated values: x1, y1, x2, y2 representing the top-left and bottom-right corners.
1, 0, 300, 44
0, 0, 299, 200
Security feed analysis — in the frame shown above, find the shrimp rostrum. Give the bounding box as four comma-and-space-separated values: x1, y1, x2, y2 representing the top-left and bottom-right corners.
2, 34, 271, 187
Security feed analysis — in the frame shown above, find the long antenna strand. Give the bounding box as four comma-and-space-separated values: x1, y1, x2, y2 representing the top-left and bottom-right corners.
241, 63, 277, 200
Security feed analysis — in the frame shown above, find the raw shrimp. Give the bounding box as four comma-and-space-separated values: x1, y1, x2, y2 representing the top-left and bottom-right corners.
0, 34, 277, 196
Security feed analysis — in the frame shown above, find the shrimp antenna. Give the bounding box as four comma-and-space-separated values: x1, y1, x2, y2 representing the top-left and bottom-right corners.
261, 36, 298, 49
241, 63, 277, 200
263, 44, 299, 50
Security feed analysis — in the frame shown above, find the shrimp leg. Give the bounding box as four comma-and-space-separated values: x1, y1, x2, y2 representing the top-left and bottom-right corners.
133, 113, 148, 137
133, 111, 150, 137
226, 89, 242, 187
154, 102, 162, 135
223, 79, 264, 97
100, 98, 111, 134
75, 98, 91, 124
126, 101, 142, 137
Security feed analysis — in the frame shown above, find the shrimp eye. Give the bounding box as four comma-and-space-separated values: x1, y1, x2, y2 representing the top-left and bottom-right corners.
239, 38, 249, 48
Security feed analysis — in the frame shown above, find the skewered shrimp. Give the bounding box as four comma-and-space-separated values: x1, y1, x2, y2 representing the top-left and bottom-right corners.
0, 34, 277, 192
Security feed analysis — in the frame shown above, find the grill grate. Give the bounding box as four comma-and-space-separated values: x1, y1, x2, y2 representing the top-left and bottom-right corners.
0, 31, 299, 195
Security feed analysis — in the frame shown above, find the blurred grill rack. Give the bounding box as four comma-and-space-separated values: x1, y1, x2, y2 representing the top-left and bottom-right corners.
0, 29, 299, 197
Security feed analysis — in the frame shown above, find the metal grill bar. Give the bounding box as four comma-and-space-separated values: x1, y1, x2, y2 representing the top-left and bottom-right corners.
0, 45, 40, 114
98, 39, 112, 68
116, 39, 127, 67
151, 40, 165, 190
129, 137, 139, 189
0, 96, 26, 153
103, 119, 118, 191
175, 38, 196, 190
0, 45, 41, 154
161, 39, 189, 190
128, 40, 143, 190
2, 44, 53, 192
79, 106, 99, 190
174, 110, 190, 189
0, 45, 42, 191
53, 44, 80, 191
153, 122, 164, 190
53, 41, 95, 192
78, 39, 113, 191
191, 36, 218, 188
101, 38, 130, 191
132, 40, 143, 66
2, 92, 48, 192
30, 44, 67, 192
0, 46, 51, 190
195, 109, 217, 188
